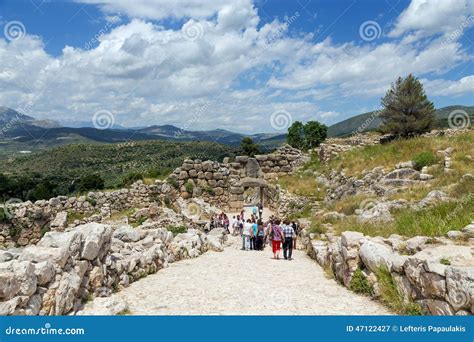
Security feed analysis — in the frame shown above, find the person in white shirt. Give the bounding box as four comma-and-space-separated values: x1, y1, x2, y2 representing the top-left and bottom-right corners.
242, 219, 253, 251
231, 216, 238, 236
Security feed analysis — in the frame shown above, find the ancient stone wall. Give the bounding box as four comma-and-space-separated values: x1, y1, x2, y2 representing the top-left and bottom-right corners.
0, 222, 226, 315
168, 144, 306, 211
301, 227, 474, 315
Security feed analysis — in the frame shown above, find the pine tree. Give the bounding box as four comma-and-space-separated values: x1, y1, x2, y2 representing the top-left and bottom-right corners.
380, 74, 435, 137
303, 121, 327, 149
240, 137, 260, 157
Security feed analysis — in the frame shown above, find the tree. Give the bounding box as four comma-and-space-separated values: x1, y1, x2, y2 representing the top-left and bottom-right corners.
240, 137, 260, 157
75, 174, 105, 193
380, 74, 435, 137
287, 120, 327, 150
287, 121, 305, 149
303, 121, 327, 149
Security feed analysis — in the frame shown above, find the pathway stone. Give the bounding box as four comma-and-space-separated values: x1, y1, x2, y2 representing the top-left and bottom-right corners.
101, 236, 392, 315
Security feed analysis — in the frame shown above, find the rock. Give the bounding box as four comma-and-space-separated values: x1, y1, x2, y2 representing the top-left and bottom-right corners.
245, 158, 262, 178
358, 202, 393, 222
359, 240, 400, 273
0, 296, 22, 315
50, 211, 68, 230
417, 299, 454, 315
396, 161, 414, 169
34, 261, 55, 286
0, 264, 20, 300
113, 225, 144, 243
77, 223, 112, 260
418, 190, 450, 208
445, 266, 474, 311
461, 223, 474, 238
384, 168, 420, 180
405, 236, 429, 253
55, 271, 83, 315
446, 230, 464, 240
341, 231, 364, 248
37, 230, 82, 261
76, 297, 129, 315
20, 245, 70, 268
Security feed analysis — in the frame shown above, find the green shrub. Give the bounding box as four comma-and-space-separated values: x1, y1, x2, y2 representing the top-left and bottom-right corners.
204, 186, 215, 195
184, 180, 194, 194
440, 258, 451, 265
85, 196, 97, 206
308, 221, 327, 235
375, 267, 422, 315
167, 178, 179, 190
412, 151, 438, 171
349, 269, 374, 296
166, 225, 187, 236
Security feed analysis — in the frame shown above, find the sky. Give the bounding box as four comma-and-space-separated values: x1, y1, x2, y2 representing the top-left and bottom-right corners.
0, 0, 473, 133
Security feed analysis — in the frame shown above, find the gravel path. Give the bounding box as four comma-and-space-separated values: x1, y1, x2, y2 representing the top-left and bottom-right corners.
110, 236, 392, 315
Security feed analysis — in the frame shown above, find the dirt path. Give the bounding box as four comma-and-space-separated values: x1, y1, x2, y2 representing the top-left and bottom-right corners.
107, 235, 392, 315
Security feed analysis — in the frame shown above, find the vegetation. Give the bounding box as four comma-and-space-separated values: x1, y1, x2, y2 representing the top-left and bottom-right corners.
412, 151, 438, 171
166, 225, 187, 236
239, 137, 261, 157
375, 267, 423, 315
349, 269, 374, 296
380, 74, 435, 137
287, 120, 327, 150
0, 140, 234, 201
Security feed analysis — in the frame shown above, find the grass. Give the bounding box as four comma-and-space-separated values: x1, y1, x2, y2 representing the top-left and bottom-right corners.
349, 269, 374, 296
326, 193, 375, 215
323, 131, 474, 177
116, 308, 132, 315
67, 211, 88, 224
440, 258, 451, 265
277, 173, 325, 199
375, 267, 423, 315
286, 203, 312, 221
412, 151, 439, 171
108, 208, 136, 221
166, 225, 187, 236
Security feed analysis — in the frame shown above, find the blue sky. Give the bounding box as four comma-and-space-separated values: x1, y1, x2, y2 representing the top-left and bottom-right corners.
0, 0, 472, 133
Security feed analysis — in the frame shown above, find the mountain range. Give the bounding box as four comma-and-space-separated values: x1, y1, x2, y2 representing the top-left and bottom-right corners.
1, 105, 472, 157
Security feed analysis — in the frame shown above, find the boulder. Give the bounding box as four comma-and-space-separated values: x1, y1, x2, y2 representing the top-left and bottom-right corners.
445, 266, 474, 311
113, 226, 144, 243
359, 240, 401, 273
50, 211, 68, 230
77, 223, 112, 260
34, 261, 55, 286
76, 297, 129, 315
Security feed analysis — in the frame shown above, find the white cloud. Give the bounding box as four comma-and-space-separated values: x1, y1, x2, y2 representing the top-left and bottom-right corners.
389, 0, 474, 39
0, 0, 472, 133
423, 75, 474, 97
77, 0, 239, 20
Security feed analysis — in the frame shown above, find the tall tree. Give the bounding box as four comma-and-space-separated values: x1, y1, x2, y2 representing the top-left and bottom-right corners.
240, 137, 260, 157
380, 74, 435, 136
303, 121, 327, 149
287, 121, 305, 149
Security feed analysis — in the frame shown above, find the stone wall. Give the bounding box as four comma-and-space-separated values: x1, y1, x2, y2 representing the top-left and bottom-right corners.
0, 181, 179, 246
0, 222, 226, 315
301, 227, 474, 315
168, 144, 306, 211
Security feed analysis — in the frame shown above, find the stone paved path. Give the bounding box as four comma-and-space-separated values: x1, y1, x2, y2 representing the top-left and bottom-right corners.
109, 235, 392, 315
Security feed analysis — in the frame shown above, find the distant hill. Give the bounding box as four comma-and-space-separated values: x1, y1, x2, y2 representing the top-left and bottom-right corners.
0, 107, 285, 157
328, 105, 474, 137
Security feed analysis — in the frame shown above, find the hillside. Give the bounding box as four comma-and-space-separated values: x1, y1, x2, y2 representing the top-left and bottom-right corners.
0, 140, 235, 201
328, 105, 474, 137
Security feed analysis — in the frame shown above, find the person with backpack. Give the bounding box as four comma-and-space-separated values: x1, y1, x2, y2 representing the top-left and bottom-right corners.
270, 219, 284, 260
282, 219, 296, 260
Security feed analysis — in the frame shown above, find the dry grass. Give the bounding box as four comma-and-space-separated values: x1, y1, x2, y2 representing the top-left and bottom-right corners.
277, 173, 325, 200
325, 131, 474, 177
